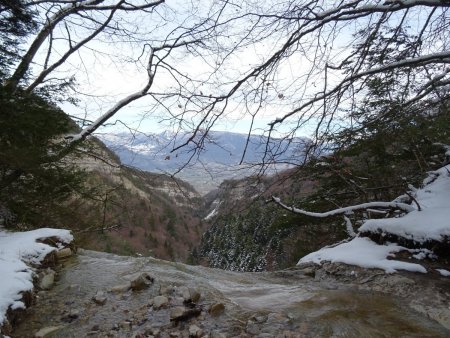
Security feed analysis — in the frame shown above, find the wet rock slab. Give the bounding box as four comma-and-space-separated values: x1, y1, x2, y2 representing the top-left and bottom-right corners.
10, 250, 450, 338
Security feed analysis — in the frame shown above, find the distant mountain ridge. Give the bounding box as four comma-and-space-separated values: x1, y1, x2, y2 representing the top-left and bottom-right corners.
100, 130, 308, 194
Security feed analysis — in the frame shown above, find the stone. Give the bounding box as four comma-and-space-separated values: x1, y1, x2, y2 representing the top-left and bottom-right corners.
110, 282, 131, 294
245, 321, 259, 335
39, 269, 55, 290
189, 324, 203, 337
69, 309, 80, 318
189, 288, 201, 303
56, 247, 72, 260
145, 327, 160, 336
130, 273, 154, 291
179, 286, 191, 302
119, 320, 132, 330
252, 315, 267, 324
34, 325, 64, 337
266, 312, 288, 324
153, 295, 169, 309
210, 331, 227, 338
302, 267, 316, 277
208, 303, 225, 317
93, 290, 107, 305
61, 309, 80, 323
132, 333, 147, 338
160, 285, 174, 295
170, 307, 186, 320
90, 325, 100, 331
170, 306, 202, 322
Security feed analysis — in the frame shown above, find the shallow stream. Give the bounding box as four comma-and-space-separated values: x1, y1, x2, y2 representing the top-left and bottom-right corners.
12, 250, 450, 337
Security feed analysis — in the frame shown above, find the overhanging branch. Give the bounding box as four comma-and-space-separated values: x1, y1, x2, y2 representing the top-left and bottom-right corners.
269, 196, 415, 217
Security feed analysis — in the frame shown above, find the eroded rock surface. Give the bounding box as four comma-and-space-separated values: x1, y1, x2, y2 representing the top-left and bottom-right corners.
10, 250, 450, 338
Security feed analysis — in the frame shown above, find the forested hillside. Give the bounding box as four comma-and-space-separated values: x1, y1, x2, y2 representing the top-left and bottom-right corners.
199, 100, 450, 271
0, 86, 205, 260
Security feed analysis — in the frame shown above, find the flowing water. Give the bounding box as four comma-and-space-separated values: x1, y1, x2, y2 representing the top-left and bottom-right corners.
12, 250, 450, 337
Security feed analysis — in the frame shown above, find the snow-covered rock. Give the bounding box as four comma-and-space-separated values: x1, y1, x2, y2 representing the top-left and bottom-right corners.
298, 237, 426, 273
299, 164, 450, 274
0, 227, 73, 328
359, 165, 450, 243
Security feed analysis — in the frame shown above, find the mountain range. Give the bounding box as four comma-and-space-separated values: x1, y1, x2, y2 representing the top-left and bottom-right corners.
100, 130, 309, 194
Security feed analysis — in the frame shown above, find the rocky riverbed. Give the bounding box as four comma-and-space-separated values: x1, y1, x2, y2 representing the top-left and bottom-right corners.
10, 249, 450, 338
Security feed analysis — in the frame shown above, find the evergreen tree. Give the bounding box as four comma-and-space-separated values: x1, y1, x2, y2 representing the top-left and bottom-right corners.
0, 0, 37, 81
0, 86, 84, 227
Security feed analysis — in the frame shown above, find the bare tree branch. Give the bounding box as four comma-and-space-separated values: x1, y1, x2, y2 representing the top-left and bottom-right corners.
269, 195, 415, 217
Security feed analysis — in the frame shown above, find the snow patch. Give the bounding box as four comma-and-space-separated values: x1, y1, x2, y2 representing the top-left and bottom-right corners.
436, 269, 450, 277
204, 208, 218, 221
359, 165, 450, 243
0, 228, 73, 325
298, 237, 426, 274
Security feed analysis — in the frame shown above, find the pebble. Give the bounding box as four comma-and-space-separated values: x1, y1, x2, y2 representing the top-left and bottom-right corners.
160, 285, 174, 295
178, 286, 191, 302
119, 320, 132, 330
93, 290, 107, 305
110, 282, 131, 294
209, 303, 225, 317
170, 306, 186, 320
210, 331, 227, 338
39, 269, 55, 290
130, 272, 154, 291
189, 288, 201, 303
189, 324, 203, 337
251, 314, 267, 324
56, 247, 72, 260
34, 325, 64, 337
153, 295, 169, 309
245, 321, 260, 335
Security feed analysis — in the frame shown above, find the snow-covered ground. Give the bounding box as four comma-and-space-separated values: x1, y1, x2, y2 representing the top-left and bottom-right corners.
0, 228, 73, 326
300, 164, 450, 274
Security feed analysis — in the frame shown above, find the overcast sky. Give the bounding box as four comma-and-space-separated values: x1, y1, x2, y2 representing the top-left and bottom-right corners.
29, 0, 439, 140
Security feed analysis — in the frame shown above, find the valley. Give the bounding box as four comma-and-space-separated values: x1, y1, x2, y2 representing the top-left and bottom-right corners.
2, 1, 450, 334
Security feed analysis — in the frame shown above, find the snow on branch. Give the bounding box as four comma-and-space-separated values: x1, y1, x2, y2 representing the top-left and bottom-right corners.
270, 196, 415, 218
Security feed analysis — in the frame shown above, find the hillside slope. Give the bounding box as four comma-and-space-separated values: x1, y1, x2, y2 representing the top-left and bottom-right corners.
197, 171, 349, 271
11, 138, 206, 261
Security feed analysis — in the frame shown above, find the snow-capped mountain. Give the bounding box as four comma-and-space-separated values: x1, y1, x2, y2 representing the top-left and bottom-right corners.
100, 130, 308, 194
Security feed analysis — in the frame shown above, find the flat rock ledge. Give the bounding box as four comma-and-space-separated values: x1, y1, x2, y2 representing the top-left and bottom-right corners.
293, 260, 450, 330
0, 240, 75, 336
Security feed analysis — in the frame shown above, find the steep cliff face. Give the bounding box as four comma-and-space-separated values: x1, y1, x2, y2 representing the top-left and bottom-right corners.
198, 173, 348, 271
28, 138, 206, 262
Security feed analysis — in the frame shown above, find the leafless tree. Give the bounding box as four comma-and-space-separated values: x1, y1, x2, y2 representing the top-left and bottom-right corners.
4, 1, 450, 168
